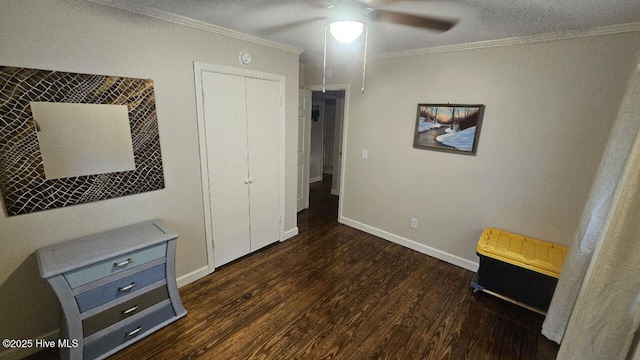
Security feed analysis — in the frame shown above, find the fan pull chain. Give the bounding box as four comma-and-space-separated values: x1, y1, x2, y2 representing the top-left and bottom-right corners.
362, 25, 368, 94
323, 24, 328, 93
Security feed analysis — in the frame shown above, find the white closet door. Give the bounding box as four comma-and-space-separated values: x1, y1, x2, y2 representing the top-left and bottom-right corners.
202, 71, 251, 267
246, 77, 281, 251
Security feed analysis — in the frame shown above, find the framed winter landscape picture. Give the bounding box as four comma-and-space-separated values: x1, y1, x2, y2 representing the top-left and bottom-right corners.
413, 104, 485, 155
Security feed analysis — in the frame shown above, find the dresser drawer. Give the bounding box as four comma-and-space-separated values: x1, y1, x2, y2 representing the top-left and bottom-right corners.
83, 303, 176, 360
82, 285, 169, 337
76, 264, 166, 313
64, 243, 167, 288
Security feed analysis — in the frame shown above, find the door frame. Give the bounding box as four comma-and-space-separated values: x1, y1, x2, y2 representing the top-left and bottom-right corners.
304, 84, 350, 221
194, 61, 286, 274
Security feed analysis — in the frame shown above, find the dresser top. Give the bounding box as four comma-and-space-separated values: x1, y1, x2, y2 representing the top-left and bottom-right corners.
36, 219, 178, 279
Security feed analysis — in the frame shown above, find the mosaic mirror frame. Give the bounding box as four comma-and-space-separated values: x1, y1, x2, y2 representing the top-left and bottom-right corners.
0, 66, 165, 216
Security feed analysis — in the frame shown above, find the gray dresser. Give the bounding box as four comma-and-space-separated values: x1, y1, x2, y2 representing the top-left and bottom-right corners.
36, 219, 187, 360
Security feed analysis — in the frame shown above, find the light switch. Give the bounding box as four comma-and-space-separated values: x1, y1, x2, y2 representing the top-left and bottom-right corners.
362, 149, 368, 159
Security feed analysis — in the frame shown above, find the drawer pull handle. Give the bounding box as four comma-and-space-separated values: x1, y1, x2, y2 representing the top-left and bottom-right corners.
122, 305, 139, 315
114, 258, 133, 268
126, 326, 142, 337
119, 283, 137, 292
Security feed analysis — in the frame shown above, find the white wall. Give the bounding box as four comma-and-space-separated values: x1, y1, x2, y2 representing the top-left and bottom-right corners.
306, 30, 640, 269
0, 1, 299, 358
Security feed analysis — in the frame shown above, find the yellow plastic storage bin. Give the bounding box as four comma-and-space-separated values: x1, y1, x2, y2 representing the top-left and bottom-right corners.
471, 228, 568, 313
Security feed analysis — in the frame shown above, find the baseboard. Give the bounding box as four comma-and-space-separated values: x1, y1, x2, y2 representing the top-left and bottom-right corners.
309, 176, 324, 183
0, 329, 60, 360
340, 216, 479, 272
330, 188, 339, 196
180, 228, 299, 288
283, 227, 299, 240
176, 265, 211, 288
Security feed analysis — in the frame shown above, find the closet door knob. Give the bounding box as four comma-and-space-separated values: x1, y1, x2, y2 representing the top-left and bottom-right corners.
248, 177, 254, 184
244, 178, 250, 184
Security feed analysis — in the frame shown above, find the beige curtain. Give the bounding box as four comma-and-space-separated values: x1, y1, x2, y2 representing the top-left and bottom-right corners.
542, 54, 640, 358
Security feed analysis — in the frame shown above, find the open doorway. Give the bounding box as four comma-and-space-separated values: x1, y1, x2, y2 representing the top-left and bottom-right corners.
297, 89, 345, 231
310, 90, 345, 198
298, 84, 348, 224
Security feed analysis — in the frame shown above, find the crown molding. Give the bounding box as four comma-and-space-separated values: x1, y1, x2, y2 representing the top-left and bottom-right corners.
370, 22, 640, 61
89, 0, 304, 55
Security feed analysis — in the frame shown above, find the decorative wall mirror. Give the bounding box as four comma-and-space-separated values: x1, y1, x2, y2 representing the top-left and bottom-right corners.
0, 66, 165, 216
31, 102, 136, 179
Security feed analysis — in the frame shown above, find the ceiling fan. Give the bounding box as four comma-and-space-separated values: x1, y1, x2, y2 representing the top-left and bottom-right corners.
328, 0, 457, 36
266, 0, 458, 92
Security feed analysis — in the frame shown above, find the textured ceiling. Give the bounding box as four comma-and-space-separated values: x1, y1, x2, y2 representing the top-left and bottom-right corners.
95, 0, 640, 64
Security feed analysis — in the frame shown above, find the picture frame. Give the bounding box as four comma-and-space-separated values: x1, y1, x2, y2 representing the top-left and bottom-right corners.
413, 104, 485, 155
0, 66, 164, 216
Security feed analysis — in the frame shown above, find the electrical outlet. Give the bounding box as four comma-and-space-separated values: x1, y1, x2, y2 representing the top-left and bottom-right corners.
362, 149, 368, 159
411, 218, 418, 229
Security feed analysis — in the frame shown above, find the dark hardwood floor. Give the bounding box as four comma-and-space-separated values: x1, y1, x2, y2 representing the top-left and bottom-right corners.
32, 175, 559, 360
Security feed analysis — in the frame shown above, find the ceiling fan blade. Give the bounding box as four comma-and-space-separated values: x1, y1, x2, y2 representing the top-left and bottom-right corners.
359, 0, 423, 8
368, 9, 457, 31
256, 16, 327, 34
254, 0, 333, 9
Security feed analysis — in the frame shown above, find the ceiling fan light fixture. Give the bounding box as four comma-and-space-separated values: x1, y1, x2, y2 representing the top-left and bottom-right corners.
329, 20, 364, 43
